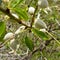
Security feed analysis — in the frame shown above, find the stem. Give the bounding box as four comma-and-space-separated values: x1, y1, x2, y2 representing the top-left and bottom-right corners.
30, 5, 38, 28
0, 7, 30, 28
46, 31, 60, 45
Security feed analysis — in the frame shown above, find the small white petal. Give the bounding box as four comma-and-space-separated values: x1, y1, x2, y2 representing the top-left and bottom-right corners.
15, 26, 25, 35
43, 10, 48, 14
4, 32, 14, 40
28, 7, 35, 14
12, 13, 19, 19
40, 29, 46, 32
9, 50, 14, 54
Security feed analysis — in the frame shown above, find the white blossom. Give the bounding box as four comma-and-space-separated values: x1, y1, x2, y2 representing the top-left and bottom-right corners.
28, 7, 35, 14
12, 13, 19, 19
4, 32, 14, 40
15, 26, 25, 35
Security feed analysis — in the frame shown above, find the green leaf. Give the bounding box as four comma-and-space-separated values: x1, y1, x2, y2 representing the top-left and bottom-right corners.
0, 22, 6, 41
10, 0, 24, 8
32, 28, 48, 40
0, 22, 6, 42
0, 22, 6, 37
25, 36, 34, 51
0, 30, 6, 42
14, 7, 29, 21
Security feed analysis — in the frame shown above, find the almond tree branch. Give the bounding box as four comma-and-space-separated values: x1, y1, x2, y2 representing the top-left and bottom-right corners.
0, 7, 30, 28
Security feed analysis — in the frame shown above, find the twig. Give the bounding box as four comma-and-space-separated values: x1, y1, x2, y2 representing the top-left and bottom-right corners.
28, 0, 33, 7
30, 5, 38, 27
46, 31, 60, 45
0, 7, 30, 28
0, 39, 10, 48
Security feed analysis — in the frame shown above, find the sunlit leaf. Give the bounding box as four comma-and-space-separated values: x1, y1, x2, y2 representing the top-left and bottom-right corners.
0, 22, 5, 36
32, 28, 48, 40
9, 0, 24, 8
13, 7, 29, 21
0, 22, 6, 41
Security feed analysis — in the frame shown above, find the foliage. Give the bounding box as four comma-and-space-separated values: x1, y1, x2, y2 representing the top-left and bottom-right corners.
0, 0, 60, 60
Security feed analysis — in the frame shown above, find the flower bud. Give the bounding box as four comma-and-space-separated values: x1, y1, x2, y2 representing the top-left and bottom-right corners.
4, 32, 14, 40
28, 7, 35, 15
38, 0, 49, 8
34, 19, 47, 29
34, 13, 47, 29
15, 26, 25, 35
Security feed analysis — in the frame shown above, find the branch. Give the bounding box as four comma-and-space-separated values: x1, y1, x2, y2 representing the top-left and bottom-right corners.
0, 7, 30, 28
30, 5, 38, 27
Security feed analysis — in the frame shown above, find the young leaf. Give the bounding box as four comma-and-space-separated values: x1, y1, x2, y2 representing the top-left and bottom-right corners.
13, 7, 29, 21
32, 28, 48, 40
25, 36, 34, 51
9, 0, 24, 8
0, 22, 6, 41
0, 30, 6, 42
0, 22, 6, 37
